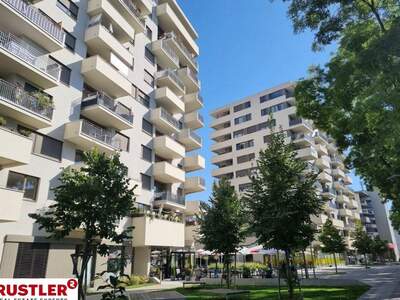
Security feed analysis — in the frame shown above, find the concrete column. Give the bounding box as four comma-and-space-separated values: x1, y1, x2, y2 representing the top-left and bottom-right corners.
133, 247, 151, 276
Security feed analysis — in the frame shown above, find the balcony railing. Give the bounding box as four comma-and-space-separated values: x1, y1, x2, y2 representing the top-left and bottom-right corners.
0, 79, 53, 119
162, 32, 198, 68
2, 0, 65, 43
120, 0, 145, 26
160, 39, 179, 65
189, 129, 202, 144
154, 191, 185, 206
81, 119, 129, 151
159, 107, 183, 130
81, 91, 133, 123
289, 118, 311, 127
322, 187, 335, 195
155, 69, 185, 92
0, 31, 61, 80
290, 132, 312, 142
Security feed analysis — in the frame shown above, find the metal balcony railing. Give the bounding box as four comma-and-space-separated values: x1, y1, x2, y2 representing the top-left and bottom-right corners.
0, 79, 53, 119
162, 32, 198, 68
155, 69, 185, 92
154, 191, 185, 206
120, 0, 145, 26
0, 31, 61, 80
81, 119, 129, 151
81, 91, 133, 123
159, 107, 182, 130
2, 0, 65, 43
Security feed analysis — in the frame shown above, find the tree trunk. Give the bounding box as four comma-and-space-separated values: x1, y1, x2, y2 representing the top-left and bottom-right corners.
77, 241, 92, 300
302, 250, 309, 279
333, 253, 338, 274
285, 249, 294, 299
364, 253, 368, 269
277, 251, 282, 300
310, 247, 316, 279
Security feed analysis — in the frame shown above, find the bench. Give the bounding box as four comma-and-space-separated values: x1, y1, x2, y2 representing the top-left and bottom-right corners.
182, 281, 206, 289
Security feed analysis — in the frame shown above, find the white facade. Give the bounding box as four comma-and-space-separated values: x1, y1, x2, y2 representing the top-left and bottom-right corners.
0, 0, 203, 279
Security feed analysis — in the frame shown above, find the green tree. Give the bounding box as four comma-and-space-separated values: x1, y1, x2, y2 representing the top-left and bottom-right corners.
371, 236, 388, 262
245, 131, 324, 299
275, 1, 400, 230
30, 150, 135, 300
319, 219, 347, 274
197, 178, 246, 288
352, 222, 373, 268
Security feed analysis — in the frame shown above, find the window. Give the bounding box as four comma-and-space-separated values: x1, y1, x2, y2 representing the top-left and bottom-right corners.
259, 88, 294, 104
133, 85, 150, 108
233, 101, 251, 113
234, 113, 251, 125
239, 183, 252, 192
142, 145, 152, 162
142, 118, 153, 136
14, 243, 49, 278
64, 30, 76, 51
237, 153, 255, 164
144, 70, 154, 87
261, 102, 291, 116
52, 58, 71, 85
75, 150, 84, 162
141, 173, 152, 191
145, 26, 152, 40
233, 120, 276, 138
57, 0, 79, 19
236, 140, 254, 151
31, 132, 63, 161
145, 47, 155, 64
7, 171, 40, 201
236, 168, 254, 178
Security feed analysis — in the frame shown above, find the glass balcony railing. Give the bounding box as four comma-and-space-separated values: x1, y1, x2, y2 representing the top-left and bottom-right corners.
155, 69, 185, 92
0, 79, 53, 119
2, 0, 65, 43
188, 129, 202, 144
154, 191, 185, 206
289, 118, 311, 127
160, 39, 179, 65
162, 32, 198, 68
120, 0, 145, 26
290, 132, 312, 142
81, 91, 133, 123
0, 31, 61, 80
159, 107, 183, 130
81, 119, 129, 151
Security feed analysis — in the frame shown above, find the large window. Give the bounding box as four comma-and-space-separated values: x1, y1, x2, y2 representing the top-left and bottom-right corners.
133, 85, 150, 108
64, 30, 76, 51
236, 140, 254, 151
32, 132, 63, 161
142, 118, 153, 136
239, 183, 252, 192
142, 145, 152, 162
145, 47, 155, 65
259, 88, 293, 104
233, 120, 276, 138
234, 113, 251, 125
7, 171, 40, 201
14, 243, 49, 278
57, 0, 79, 19
141, 173, 152, 191
233, 101, 251, 113
261, 102, 291, 116
52, 58, 71, 85
144, 70, 154, 87
237, 153, 255, 164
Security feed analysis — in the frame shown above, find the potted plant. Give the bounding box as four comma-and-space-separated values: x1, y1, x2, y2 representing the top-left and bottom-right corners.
31, 91, 54, 110
0, 116, 6, 127
184, 268, 192, 281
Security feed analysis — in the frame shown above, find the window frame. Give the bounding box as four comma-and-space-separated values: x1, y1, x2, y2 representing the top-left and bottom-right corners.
142, 145, 153, 162
141, 173, 152, 191
6, 171, 40, 201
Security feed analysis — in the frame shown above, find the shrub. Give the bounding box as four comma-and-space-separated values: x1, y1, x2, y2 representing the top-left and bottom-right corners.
0, 116, 6, 126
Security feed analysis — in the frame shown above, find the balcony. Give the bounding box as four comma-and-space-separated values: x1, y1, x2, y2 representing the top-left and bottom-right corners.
80, 92, 133, 131
315, 144, 328, 156
316, 155, 331, 169
296, 147, 318, 160
154, 191, 185, 210
183, 92, 203, 113
0, 79, 53, 129
150, 107, 182, 134
185, 224, 198, 247
332, 168, 345, 179
288, 118, 313, 132
161, 32, 198, 71
0, 32, 60, 89
331, 156, 345, 168
151, 39, 179, 69
311, 214, 328, 225
153, 161, 185, 184
184, 111, 204, 129
132, 215, 184, 247
87, 0, 136, 40
344, 175, 352, 185
154, 87, 184, 114
318, 172, 332, 183
0, 186, 23, 222
184, 154, 205, 172
184, 176, 205, 194
337, 194, 350, 204
153, 136, 184, 160
155, 69, 185, 96
85, 23, 134, 67
0, 126, 32, 167
314, 131, 330, 145
156, 2, 199, 56
333, 180, 346, 191
64, 119, 129, 154
353, 211, 361, 220
81, 55, 131, 98
0, 0, 65, 51
109, 0, 146, 32
339, 208, 353, 218
331, 218, 345, 229
177, 67, 200, 93
290, 132, 313, 146
177, 128, 202, 151
321, 187, 335, 199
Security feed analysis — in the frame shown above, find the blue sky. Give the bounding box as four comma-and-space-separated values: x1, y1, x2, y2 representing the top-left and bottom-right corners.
178, 0, 363, 201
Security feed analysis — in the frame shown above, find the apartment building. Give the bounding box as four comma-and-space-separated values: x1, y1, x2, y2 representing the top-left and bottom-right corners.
210, 82, 360, 249
357, 191, 400, 260
0, 0, 204, 280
